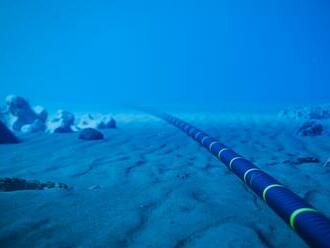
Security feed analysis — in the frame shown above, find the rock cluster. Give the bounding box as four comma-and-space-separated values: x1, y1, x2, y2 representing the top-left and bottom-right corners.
47, 110, 75, 133
279, 105, 330, 120
0, 95, 117, 139
77, 114, 116, 129
279, 104, 330, 136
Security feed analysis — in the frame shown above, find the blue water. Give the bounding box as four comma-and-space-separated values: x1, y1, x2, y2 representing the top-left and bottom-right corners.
1, 0, 330, 111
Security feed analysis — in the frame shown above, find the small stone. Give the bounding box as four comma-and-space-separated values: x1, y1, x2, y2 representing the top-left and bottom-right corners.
78, 128, 104, 140
88, 185, 102, 190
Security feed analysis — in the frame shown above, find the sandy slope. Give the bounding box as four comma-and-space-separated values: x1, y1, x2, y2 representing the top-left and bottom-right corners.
0, 112, 329, 248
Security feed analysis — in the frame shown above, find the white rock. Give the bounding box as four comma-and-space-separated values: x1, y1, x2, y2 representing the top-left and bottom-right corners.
47, 110, 75, 133
77, 114, 99, 129
21, 119, 46, 133
77, 113, 116, 129
33, 105, 48, 122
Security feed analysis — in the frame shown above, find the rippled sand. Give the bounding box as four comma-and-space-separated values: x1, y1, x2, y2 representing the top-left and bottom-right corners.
1, 112, 330, 247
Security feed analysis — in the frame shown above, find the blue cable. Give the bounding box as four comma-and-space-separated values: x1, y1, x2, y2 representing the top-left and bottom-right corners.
152, 111, 330, 248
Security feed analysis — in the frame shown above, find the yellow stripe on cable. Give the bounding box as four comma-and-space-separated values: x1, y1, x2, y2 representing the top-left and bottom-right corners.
209, 141, 218, 151
243, 168, 260, 184
217, 148, 230, 159
262, 184, 284, 202
229, 157, 243, 170
201, 136, 210, 145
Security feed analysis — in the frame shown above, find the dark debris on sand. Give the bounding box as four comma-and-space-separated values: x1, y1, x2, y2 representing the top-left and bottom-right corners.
297, 121, 323, 136
284, 157, 320, 165
0, 177, 70, 192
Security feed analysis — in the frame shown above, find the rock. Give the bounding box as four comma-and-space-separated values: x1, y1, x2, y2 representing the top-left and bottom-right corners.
33, 105, 48, 122
308, 106, 330, 119
47, 110, 75, 133
0, 120, 19, 144
78, 128, 104, 140
77, 114, 99, 129
21, 119, 46, 133
2, 95, 47, 133
100, 115, 116, 129
77, 114, 116, 129
5, 95, 37, 131
297, 121, 323, 136
88, 184, 102, 190
284, 157, 320, 165
6, 95, 35, 117
0, 177, 70, 191
279, 105, 330, 120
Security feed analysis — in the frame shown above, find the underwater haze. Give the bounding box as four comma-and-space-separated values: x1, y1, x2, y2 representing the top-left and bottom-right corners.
1, 0, 330, 111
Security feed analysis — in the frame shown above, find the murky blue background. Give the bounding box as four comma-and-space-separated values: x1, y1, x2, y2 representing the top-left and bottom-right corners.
1, 0, 329, 111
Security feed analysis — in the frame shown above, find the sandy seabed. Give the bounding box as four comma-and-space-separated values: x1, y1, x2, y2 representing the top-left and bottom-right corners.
1, 112, 330, 248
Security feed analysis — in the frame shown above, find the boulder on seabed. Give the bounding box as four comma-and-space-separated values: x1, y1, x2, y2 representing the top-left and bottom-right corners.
77, 114, 116, 129
33, 105, 48, 122
78, 128, 104, 140
297, 121, 323, 136
0, 120, 19, 144
47, 110, 75, 133
21, 119, 46, 133
3, 95, 47, 133
78, 114, 99, 129
99, 115, 116, 129
5, 95, 37, 131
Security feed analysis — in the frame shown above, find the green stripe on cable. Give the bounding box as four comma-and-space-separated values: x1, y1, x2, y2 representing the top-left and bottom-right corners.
290, 208, 317, 229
